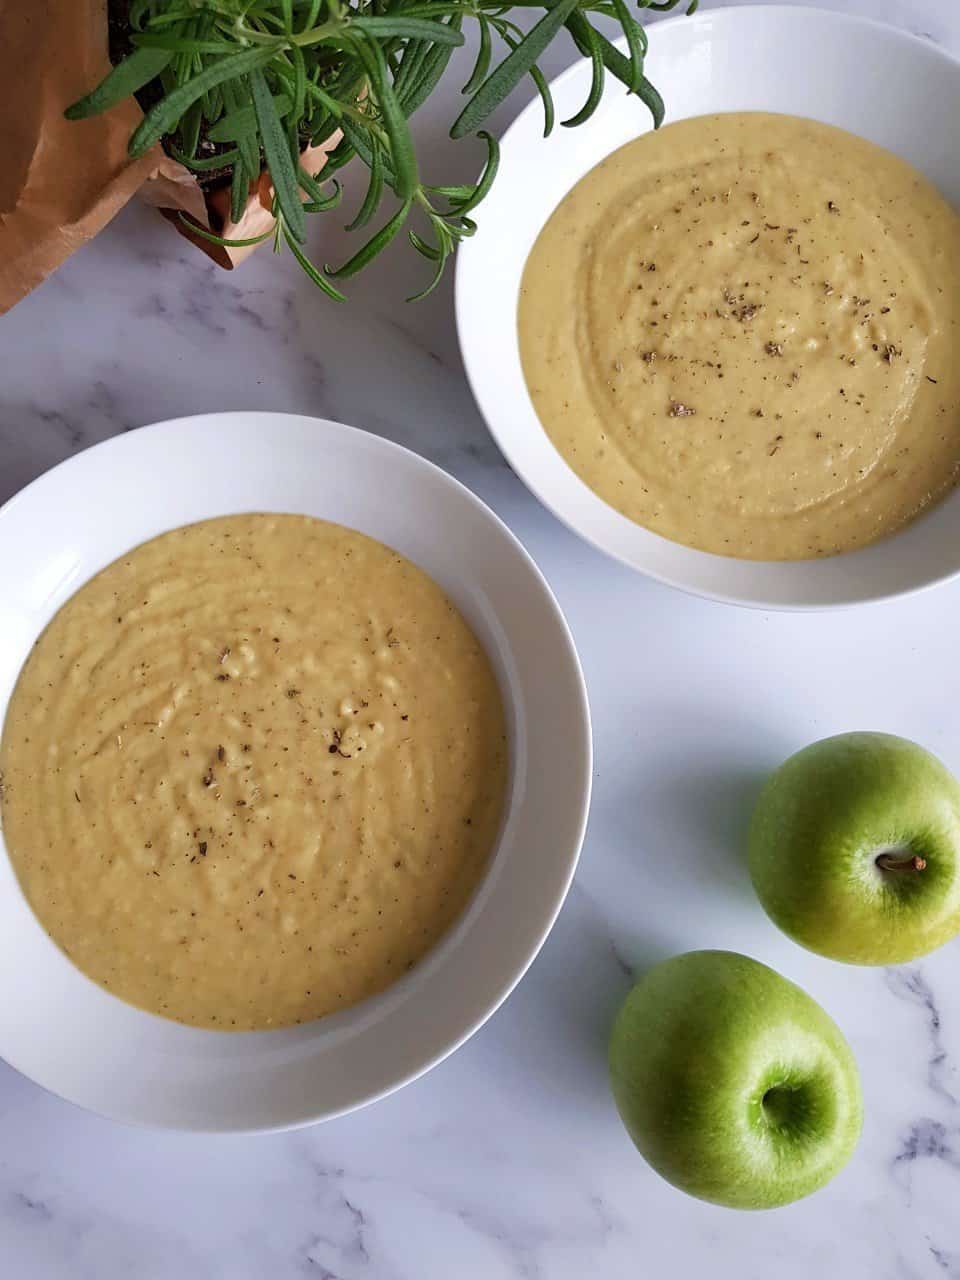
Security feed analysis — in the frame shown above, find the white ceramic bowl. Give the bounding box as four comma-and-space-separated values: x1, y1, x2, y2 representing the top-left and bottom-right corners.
0, 413, 591, 1131
456, 5, 960, 609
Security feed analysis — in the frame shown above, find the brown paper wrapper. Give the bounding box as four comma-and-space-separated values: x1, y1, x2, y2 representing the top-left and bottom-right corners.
0, 0, 341, 311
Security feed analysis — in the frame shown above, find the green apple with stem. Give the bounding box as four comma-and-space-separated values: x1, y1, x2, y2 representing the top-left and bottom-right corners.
749, 732, 960, 964
609, 950, 862, 1209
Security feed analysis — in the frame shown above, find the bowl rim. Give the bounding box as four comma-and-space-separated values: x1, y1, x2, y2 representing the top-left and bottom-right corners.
455, 3, 960, 612
0, 412, 593, 1132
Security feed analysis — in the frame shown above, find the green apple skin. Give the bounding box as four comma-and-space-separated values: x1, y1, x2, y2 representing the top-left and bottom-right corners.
609, 951, 862, 1210
749, 732, 960, 965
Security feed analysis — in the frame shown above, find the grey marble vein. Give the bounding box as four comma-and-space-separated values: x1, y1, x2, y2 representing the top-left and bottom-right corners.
887, 968, 958, 1107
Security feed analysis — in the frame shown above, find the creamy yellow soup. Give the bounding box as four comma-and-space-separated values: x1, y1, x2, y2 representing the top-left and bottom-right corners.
519, 113, 960, 560
0, 515, 508, 1030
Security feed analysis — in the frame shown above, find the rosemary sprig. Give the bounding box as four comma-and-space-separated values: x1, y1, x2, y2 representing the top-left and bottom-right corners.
67, 0, 694, 298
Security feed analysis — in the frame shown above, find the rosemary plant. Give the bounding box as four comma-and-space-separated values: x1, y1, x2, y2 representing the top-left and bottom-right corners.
67, 0, 696, 298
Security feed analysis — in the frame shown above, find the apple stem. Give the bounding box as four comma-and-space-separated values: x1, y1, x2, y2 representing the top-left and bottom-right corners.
875, 852, 927, 873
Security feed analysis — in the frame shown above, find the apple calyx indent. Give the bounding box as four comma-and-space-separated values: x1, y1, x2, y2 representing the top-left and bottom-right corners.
761, 1085, 798, 1127
875, 852, 927, 874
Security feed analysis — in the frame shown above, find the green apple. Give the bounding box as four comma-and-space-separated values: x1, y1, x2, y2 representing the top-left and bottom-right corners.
608, 950, 862, 1209
749, 732, 960, 964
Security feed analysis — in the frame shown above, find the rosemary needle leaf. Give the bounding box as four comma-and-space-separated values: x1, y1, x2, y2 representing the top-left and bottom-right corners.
180, 97, 203, 159
304, 192, 343, 213
560, 20, 603, 128
355, 41, 418, 199
528, 59, 555, 137
320, 135, 359, 178
633, 73, 666, 129
298, 167, 342, 210
207, 95, 290, 143
372, 3, 463, 16
230, 153, 250, 224
327, 199, 412, 278
477, 22, 553, 136
130, 45, 277, 155
131, 32, 237, 54
168, 143, 239, 171
349, 17, 465, 46
571, 19, 666, 127
340, 119, 399, 192
609, 0, 645, 93
450, 0, 579, 139
177, 214, 274, 248
283, 228, 347, 300
290, 43, 308, 122
407, 258, 447, 301
399, 25, 461, 118
302, 0, 322, 29
446, 130, 499, 215
407, 236, 451, 301
409, 230, 442, 261
225, 80, 261, 176
394, 38, 431, 101
425, 183, 473, 200
309, 113, 340, 147
203, 84, 224, 124
65, 45, 174, 119
128, 0, 153, 29
250, 67, 307, 242
345, 143, 384, 231
462, 15, 492, 95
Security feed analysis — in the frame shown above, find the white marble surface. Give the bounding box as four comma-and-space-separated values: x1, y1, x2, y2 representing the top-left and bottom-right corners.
2, 1, 960, 1274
